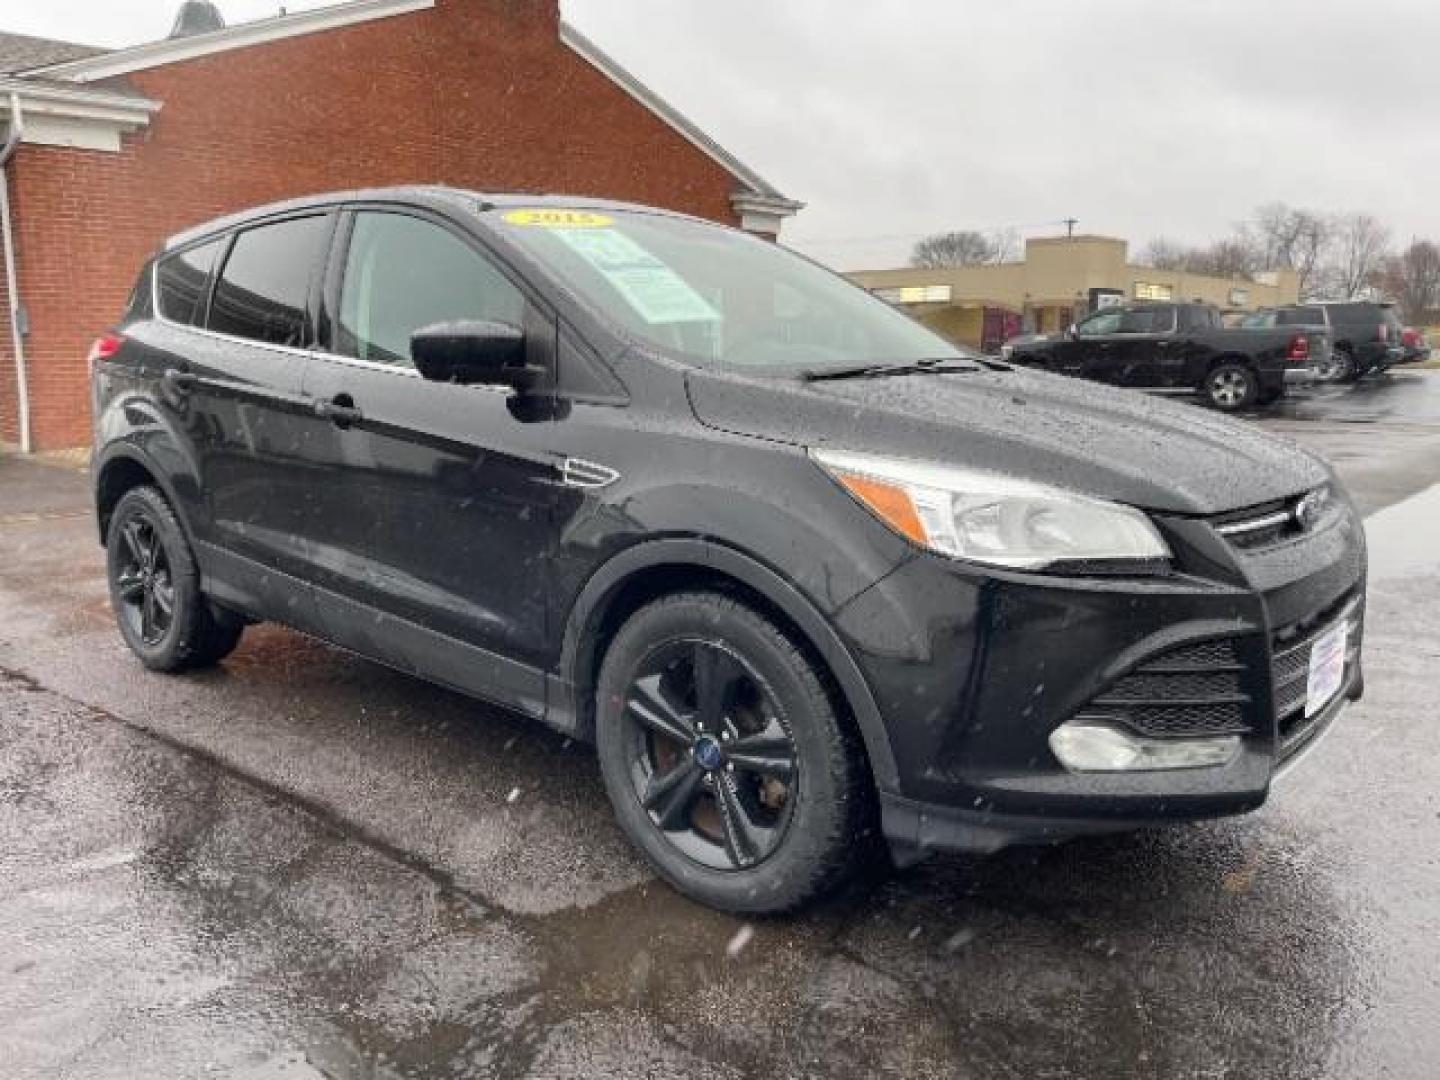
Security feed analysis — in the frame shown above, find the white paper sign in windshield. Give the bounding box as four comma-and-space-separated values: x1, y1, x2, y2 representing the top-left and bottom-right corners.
551, 228, 720, 326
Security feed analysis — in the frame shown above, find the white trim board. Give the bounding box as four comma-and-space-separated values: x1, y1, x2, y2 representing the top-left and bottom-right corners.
559, 20, 798, 214
28, 0, 435, 82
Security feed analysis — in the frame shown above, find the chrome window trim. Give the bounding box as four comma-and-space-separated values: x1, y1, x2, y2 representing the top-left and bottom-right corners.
152, 259, 318, 361
153, 260, 433, 378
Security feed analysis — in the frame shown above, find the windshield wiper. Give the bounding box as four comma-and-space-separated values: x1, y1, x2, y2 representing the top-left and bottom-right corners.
799, 357, 982, 382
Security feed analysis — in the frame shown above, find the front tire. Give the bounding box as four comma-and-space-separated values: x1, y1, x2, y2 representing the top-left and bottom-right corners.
106, 486, 244, 671
595, 592, 874, 913
1204, 363, 1258, 412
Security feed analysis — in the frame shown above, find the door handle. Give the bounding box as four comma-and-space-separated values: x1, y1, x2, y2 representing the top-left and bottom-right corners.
313, 394, 362, 427
162, 367, 198, 393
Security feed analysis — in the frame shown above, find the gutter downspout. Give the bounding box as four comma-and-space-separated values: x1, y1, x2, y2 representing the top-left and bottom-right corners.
1, 92, 30, 454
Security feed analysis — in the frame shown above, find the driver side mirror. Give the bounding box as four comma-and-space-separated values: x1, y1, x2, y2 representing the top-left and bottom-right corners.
411, 320, 542, 390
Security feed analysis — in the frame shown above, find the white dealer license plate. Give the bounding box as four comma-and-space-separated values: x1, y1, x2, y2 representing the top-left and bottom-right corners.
1305, 622, 1348, 718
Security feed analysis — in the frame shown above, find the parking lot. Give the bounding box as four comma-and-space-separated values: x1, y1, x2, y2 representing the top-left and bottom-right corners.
2, 370, 1439, 1079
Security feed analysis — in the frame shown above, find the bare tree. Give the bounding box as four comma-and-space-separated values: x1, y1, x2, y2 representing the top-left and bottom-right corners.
910, 230, 998, 268
1324, 213, 1392, 299
1382, 240, 1440, 321
1186, 237, 1262, 280
1247, 203, 1332, 297
990, 228, 1022, 264
1138, 237, 1190, 270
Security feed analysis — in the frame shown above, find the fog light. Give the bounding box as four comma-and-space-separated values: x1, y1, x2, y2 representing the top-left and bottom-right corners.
1048, 720, 1240, 772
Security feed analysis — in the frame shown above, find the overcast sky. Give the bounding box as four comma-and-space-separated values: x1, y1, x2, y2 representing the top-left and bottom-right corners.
8, 0, 1438, 268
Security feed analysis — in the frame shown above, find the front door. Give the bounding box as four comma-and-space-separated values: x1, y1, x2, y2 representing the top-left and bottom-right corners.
301, 208, 561, 717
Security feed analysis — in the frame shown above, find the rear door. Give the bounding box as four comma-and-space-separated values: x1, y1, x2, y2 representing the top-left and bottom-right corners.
300, 206, 562, 716
155, 213, 334, 620
1113, 305, 1180, 386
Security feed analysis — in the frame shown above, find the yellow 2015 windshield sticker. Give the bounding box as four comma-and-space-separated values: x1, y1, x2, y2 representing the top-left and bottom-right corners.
503, 208, 613, 229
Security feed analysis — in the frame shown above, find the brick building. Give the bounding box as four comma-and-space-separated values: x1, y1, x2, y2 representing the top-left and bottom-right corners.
0, 0, 800, 452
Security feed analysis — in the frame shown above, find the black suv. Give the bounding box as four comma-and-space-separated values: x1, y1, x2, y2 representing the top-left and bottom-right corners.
1260, 301, 1405, 381
92, 188, 1367, 913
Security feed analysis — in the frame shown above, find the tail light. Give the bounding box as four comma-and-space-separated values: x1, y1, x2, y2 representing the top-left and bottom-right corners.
1286, 333, 1310, 362
87, 332, 125, 370
1378, 322, 1389, 343
1402, 327, 1419, 347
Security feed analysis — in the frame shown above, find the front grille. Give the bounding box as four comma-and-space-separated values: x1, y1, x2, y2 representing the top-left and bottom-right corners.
1211, 498, 1302, 550
1272, 595, 1363, 755
1079, 637, 1252, 738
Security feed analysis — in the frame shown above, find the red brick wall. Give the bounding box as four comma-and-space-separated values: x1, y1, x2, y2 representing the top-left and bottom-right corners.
1, 0, 741, 449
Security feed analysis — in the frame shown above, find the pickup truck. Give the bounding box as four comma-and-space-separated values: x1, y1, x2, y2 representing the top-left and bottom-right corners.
1000, 301, 1328, 411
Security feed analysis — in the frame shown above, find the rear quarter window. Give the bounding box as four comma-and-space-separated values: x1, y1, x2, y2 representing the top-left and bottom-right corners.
155, 239, 224, 326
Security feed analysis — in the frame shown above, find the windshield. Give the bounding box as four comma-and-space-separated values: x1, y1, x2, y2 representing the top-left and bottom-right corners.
495, 207, 966, 373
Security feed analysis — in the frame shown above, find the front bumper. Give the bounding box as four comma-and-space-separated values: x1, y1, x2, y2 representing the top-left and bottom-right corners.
832, 495, 1367, 861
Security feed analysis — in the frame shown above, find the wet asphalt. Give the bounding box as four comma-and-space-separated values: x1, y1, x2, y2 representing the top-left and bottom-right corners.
2, 370, 1439, 1079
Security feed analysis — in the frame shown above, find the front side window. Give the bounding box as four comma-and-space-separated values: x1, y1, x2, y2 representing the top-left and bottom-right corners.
336, 212, 526, 369
497, 208, 964, 374
156, 239, 223, 327
1076, 309, 1123, 336
208, 215, 329, 347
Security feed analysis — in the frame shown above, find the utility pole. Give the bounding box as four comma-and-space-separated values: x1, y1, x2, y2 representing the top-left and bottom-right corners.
1063, 217, 1078, 239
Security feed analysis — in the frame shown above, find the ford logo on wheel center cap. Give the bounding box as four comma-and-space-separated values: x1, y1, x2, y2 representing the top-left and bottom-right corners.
693, 736, 725, 771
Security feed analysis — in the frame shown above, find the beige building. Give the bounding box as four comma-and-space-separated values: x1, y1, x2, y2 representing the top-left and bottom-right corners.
849, 235, 1300, 351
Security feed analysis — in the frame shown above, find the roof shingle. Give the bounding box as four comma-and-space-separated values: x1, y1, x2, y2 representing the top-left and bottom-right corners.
0, 30, 107, 74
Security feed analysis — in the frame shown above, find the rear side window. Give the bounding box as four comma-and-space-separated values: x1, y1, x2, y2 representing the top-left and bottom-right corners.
1326, 303, 1373, 324
334, 211, 526, 369
155, 239, 222, 326
1277, 306, 1324, 325
208, 216, 329, 347
1119, 307, 1175, 333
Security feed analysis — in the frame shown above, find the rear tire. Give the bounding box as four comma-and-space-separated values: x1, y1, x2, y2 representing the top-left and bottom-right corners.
106, 486, 245, 672
1203, 363, 1258, 412
595, 591, 875, 913
1332, 348, 1359, 383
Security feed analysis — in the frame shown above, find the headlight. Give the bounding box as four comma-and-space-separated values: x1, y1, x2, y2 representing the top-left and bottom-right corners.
811, 448, 1170, 571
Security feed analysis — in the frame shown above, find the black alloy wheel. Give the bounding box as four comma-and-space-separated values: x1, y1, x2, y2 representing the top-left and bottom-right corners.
621, 638, 798, 871
113, 514, 176, 647
595, 592, 874, 913
106, 485, 246, 671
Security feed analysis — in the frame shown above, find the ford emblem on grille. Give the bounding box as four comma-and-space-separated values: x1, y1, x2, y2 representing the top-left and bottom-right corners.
1294, 487, 1329, 532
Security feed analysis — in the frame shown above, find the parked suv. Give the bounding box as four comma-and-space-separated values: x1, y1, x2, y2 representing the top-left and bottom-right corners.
1001, 301, 1325, 411
92, 188, 1367, 913
1265, 301, 1405, 381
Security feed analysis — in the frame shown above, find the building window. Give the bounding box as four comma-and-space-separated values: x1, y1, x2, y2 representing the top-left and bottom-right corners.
873, 284, 952, 305
1134, 281, 1174, 301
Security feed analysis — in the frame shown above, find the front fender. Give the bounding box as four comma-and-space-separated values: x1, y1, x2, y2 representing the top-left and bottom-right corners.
550, 536, 903, 793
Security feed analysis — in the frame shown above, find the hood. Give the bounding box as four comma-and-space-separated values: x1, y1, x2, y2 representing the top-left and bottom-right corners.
685, 366, 1329, 515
